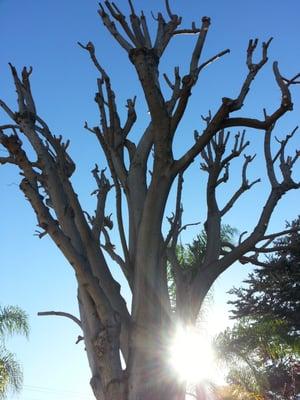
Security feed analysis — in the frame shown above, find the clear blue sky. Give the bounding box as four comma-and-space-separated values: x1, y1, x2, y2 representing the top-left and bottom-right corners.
1, 0, 300, 399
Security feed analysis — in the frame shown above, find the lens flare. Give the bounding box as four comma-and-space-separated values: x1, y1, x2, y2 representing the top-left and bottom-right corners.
169, 325, 215, 383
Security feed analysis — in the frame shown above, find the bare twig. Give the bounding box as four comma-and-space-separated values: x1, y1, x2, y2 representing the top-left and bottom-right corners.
101, 227, 130, 283
198, 49, 230, 72
260, 226, 300, 241
221, 154, 260, 216
173, 28, 202, 35
164, 172, 184, 249
91, 165, 112, 240
190, 17, 211, 73
178, 221, 201, 234
98, 5, 133, 52
0, 100, 16, 120
165, 0, 175, 20
37, 311, 82, 328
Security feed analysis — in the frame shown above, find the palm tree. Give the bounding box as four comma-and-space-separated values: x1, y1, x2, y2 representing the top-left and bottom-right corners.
0, 305, 29, 398
167, 225, 237, 399
167, 224, 237, 314
214, 318, 300, 399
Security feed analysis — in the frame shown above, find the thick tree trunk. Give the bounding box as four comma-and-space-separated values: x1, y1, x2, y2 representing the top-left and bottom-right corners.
79, 283, 186, 400
127, 327, 186, 400
78, 286, 125, 400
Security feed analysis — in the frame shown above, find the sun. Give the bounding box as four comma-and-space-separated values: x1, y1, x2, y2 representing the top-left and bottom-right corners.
168, 325, 216, 384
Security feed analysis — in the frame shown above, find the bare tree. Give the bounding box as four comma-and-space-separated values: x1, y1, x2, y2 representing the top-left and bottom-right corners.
0, 2, 299, 399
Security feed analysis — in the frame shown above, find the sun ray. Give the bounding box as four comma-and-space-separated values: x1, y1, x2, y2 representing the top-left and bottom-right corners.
168, 325, 216, 384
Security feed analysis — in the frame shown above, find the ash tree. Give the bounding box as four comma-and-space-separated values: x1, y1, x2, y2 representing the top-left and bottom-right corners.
0, 1, 300, 399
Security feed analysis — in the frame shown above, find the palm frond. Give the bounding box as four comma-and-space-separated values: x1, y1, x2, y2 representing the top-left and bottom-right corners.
0, 306, 29, 339
0, 347, 22, 398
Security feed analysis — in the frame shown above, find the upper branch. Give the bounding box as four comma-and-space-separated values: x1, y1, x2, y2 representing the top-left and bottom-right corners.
170, 18, 230, 135
216, 119, 299, 270
173, 40, 298, 176
221, 154, 260, 216
37, 311, 82, 328
164, 172, 184, 250
230, 38, 273, 112
100, 227, 130, 285
264, 123, 300, 189
90, 165, 113, 241
222, 61, 295, 130
198, 129, 260, 237
98, 4, 134, 51
79, 41, 133, 184
189, 17, 211, 73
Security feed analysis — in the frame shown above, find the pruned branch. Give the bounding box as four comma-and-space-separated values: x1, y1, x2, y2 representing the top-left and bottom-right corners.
253, 245, 289, 253
222, 62, 296, 131
173, 99, 233, 174
273, 61, 292, 108
164, 172, 184, 250
37, 311, 82, 328
140, 11, 152, 47
190, 17, 211, 73
221, 154, 260, 216
239, 255, 272, 268
198, 48, 230, 72
79, 42, 130, 185
122, 96, 137, 139
8, 63, 36, 117
170, 18, 227, 135
153, 12, 182, 57
229, 38, 273, 112
179, 221, 201, 235
264, 122, 300, 189
165, 0, 175, 20
173, 28, 202, 35
282, 72, 300, 86
261, 226, 300, 241
164, 66, 181, 113
0, 99, 16, 120
0, 155, 16, 165
106, 1, 139, 46
221, 130, 249, 167
173, 53, 297, 177
76, 335, 84, 344
91, 165, 112, 240
101, 227, 131, 285
239, 231, 248, 245
98, 4, 134, 52
264, 125, 279, 187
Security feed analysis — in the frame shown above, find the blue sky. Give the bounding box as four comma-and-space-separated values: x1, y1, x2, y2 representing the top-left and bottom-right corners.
1, 0, 300, 399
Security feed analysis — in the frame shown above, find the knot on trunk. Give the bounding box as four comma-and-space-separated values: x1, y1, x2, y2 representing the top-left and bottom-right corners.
93, 329, 108, 359
93, 317, 121, 360
15, 111, 36, 125
129, 47, 159, 66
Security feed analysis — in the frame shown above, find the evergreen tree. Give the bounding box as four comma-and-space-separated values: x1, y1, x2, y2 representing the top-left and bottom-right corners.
216, 220, 300, 399
229, 219, 300, 337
